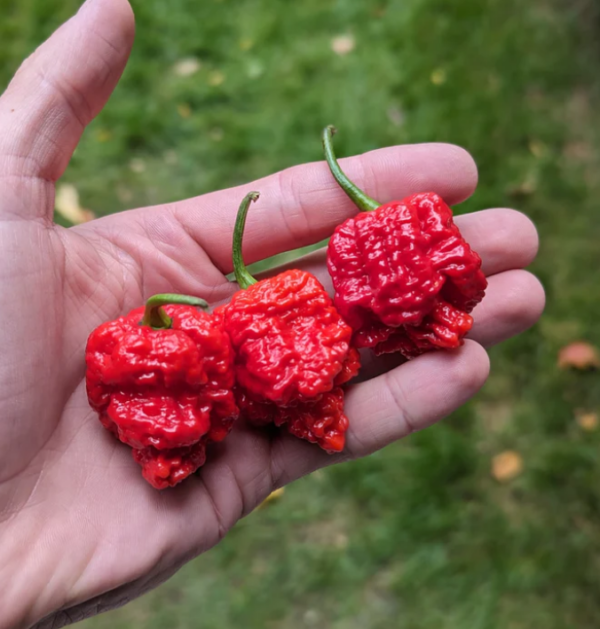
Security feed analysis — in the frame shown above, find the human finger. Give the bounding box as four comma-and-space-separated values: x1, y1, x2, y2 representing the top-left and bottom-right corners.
265, 206, 539, 287
98, 142, 478, 273
467, 270, 545, 347
0, 0, 134, 219
355, 270, 544, 382
269, 340, 490, 486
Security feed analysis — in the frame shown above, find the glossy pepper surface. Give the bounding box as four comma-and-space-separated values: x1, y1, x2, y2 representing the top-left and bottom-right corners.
86, 294, 238, 489
323, 126, 487, 358
217, 192, 360, 453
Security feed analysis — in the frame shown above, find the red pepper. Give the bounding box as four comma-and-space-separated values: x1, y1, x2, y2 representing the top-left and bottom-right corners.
322, 126, 487, 358
216, 192, 360, 453
85, 294, 238, 489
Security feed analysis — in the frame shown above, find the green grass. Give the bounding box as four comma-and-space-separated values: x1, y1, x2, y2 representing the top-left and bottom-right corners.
4, 0, 600, 626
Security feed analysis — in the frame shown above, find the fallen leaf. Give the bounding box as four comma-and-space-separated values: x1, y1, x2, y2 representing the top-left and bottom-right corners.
172, 57, 201, 77
558, 341, 600, 370
576, 411, 598, 431
430, 68, 446, 85
529, 139, 547, 159
95, 128, 112, 143
208, 70, 225, 86
259, 487, 284, 508
55, 183, 94, 224
177, 103, 192, 119
331, 34, 355, 56
492, 450, 523, 482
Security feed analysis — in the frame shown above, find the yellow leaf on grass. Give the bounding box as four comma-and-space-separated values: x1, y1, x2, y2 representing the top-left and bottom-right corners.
492, 450, 523, 482
95, 128, 112, 143
177, 103, 192, 119
430, 69, 446, 85
558, 342, 600, 370
576, 411, 599, 431
529, 139, 547, 158
208, 70, 225, 86
55, 183, 94, 224
260, 487, 284, 507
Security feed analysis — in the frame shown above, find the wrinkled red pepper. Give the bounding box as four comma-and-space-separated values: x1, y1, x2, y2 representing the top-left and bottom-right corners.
322, 126, 487, 358
86, 294, 238, 489
216, 192, 360, 453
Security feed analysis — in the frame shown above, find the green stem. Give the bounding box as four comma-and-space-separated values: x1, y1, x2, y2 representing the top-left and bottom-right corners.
322, 125, 380, 212
233, 191, 260, 289
140, 294, 209, 329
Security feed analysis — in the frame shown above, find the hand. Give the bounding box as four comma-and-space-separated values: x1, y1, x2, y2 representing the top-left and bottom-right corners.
0, 0, 544, 626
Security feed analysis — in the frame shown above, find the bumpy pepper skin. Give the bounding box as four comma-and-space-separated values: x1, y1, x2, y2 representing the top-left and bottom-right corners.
86, 303, 238, 488
218, 269, 360, 453
221, 191, 360, 453
132, 442, 207, 490
322, 126, 487, 358
327, 192, 487, 357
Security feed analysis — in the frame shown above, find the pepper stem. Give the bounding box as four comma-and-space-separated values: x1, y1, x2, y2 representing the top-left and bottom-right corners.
232, 191, 260, 289
322, 125, 380, 212
141, 294, 209, 329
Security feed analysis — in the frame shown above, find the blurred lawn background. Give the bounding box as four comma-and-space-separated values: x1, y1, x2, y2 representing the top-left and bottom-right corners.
3, 0, 600, 626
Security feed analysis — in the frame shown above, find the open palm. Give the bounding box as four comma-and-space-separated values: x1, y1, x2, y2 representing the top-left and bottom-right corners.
0, 1, 544, 627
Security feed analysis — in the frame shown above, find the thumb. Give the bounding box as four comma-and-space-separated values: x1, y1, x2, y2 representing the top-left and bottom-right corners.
0, 0, 135, 220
